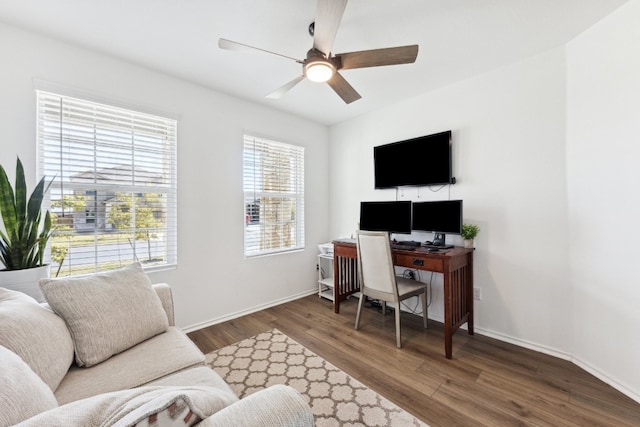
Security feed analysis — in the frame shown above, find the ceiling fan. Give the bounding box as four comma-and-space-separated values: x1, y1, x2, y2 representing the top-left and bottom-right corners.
218, 0, 419, 104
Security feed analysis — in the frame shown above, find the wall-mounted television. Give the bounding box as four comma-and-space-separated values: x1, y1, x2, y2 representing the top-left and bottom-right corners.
359, 201, 412, 235
374, 130, 453, 189
412, 200, 463, 246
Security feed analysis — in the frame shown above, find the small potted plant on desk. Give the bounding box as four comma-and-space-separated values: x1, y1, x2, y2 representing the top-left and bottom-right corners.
0, 157, 52, 302
461, 223, 480, 249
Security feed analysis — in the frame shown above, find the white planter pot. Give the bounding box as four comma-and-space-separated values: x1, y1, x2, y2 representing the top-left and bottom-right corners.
463, 239, 474, 249
0, 265, 50, 303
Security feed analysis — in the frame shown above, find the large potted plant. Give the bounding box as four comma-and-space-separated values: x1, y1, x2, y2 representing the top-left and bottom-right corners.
0, 157, 52, 302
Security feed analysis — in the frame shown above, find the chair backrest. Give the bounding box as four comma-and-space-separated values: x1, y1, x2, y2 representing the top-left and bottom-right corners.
356, 230, 399, 302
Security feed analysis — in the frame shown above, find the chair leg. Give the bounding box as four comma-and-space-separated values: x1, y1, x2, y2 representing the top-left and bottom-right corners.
355, 295, 365, 330
422, 291, 428, 329
381, 301, 386, 315
395, 304, 402, 348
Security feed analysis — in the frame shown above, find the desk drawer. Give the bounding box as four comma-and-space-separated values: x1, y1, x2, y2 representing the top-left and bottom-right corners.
395, 254, 443, 272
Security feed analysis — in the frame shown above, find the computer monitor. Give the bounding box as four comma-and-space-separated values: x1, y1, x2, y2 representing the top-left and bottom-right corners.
411, 200, 463, 246
359, 201, 412, 235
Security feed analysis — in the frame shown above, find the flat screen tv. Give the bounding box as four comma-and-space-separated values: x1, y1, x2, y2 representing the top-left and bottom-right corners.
374, 130, 453, 189
359, 201, 412, 235
412, 200, 463, 246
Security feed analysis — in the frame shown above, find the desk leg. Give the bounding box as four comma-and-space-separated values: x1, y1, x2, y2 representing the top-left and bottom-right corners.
333, 255, 341, 313
444, 277, 453, 360
333, 254, 359, 314
443, 256, 475, 358
467, 252, 474, 336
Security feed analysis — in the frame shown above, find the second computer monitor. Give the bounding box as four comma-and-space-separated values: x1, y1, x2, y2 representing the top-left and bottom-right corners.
412, 200, 463, 245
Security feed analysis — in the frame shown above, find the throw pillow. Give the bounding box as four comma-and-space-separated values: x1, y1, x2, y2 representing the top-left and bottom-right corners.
39, 263, 169, 367
0, 287, 74, 391
15, 385, 238, 427
0, 345, 58, 427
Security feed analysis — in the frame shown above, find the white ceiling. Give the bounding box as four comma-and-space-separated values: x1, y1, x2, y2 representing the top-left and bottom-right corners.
0, 0, 627, 126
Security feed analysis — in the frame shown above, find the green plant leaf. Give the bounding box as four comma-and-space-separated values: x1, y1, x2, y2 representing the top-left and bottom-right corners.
38, 211, 52, 266
0, 157, 52, 270
0, 164, 17, 239
14, 158, 27, 234
0, 239, 10, 269
461, 223, 480, 240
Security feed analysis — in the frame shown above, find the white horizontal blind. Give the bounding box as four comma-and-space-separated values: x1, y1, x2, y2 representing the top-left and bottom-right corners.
37, 91, 177, 276
243, 135, 304, 257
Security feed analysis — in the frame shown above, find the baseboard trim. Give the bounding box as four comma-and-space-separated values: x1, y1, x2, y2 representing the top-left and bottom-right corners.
571, 356, 640, 404
181, 288, 318, 334
472, 326, 572, 361
468, 325, 640, 404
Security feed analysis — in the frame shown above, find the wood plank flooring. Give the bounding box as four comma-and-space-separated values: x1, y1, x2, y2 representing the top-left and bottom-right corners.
187, 295, 640, 426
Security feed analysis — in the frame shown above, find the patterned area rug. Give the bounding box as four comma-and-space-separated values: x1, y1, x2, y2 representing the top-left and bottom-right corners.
205, 329, 428, 427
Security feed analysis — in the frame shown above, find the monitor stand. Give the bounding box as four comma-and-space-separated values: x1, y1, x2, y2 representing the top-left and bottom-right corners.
432, 233, 454, 249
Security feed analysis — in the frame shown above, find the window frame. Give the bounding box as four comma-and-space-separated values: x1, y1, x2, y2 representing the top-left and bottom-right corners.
243, 134, 305, 258
36, 90, 178, 276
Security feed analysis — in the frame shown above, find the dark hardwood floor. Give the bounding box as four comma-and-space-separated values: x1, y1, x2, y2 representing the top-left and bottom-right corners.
188, 295, 640, 426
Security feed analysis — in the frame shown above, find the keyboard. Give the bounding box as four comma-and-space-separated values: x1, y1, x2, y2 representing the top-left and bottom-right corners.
422, 244, 453, 250
390, 244, 417, 251
396, 240, 421, 247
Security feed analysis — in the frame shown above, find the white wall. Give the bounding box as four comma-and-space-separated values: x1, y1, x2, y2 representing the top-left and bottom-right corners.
329, 47, 572, 355
566, 1, 640, 401
329, 2, 640, 402
0, 23, 330, 330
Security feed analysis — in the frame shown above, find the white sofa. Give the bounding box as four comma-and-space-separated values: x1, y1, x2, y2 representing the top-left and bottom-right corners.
0, 263, 314, 427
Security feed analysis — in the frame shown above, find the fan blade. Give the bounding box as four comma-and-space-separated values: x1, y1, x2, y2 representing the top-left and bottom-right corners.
336, 45, 419, 70
326, 71, 361, 104
266, 75, 306, 99
218, 38, 301, 63
313, 0, 348, 55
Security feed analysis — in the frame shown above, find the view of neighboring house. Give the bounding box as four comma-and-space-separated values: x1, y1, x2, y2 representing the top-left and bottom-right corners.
62, 165, 165, 232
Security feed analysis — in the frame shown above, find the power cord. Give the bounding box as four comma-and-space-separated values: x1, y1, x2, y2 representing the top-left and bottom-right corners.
369, 269, 436, 315
400, 299, 421, 314
400, 269, 426, 314
421, 270, 435, 308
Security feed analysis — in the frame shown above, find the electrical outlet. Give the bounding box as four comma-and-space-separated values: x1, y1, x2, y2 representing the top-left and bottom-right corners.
473, 287, 482, 300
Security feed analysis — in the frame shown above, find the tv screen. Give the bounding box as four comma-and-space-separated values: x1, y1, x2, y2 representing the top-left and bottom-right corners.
374, 130, 453, 188
359, 201, 412, 234
412, 200, 463, 234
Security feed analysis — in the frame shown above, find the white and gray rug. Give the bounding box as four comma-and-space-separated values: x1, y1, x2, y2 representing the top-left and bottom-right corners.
205, 329, 428, 427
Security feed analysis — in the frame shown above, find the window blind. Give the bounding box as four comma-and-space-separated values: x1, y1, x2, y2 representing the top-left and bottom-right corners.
243, 135, 305, 257
37, 91, 177, 276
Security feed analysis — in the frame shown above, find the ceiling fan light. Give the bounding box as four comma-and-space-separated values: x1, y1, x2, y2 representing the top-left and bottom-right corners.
304, 61, 335, 83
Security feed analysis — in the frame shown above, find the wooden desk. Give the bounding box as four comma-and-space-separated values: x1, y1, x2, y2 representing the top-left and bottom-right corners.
331, 239, 474, 359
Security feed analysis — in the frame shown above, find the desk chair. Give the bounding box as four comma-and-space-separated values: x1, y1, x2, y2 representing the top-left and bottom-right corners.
354, 230, 428, 348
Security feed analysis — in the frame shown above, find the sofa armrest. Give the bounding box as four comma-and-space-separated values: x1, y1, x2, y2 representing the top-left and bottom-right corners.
152, 283, 175, 326
198, 385, 314, 427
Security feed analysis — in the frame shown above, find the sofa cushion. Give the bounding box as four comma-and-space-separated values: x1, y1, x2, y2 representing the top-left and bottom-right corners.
0, 287, 74, 391
55, 326, 205, 404
39, 262, 169, 367
17, 386, 238, 427
0, 345, 58, 427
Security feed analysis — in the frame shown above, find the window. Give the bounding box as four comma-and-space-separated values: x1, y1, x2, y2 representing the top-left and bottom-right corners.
243, 135, 304, 257
84, 191, 97, 225
37, 91, 177, 277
